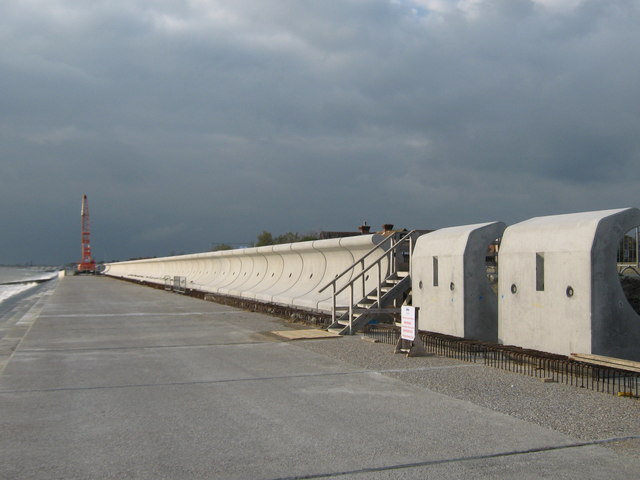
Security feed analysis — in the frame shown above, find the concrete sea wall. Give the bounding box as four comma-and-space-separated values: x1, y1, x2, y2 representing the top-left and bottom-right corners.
105, 234, 391, 314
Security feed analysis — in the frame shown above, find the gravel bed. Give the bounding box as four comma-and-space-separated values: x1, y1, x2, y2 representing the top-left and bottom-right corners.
294, 335, 640, 458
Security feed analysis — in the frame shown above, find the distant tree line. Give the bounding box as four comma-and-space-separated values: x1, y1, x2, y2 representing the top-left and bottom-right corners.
210, 231, 319, 251
254, 231, 319, 247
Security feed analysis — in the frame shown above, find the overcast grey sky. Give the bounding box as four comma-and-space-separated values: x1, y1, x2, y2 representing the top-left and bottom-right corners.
1, 0, 639, 265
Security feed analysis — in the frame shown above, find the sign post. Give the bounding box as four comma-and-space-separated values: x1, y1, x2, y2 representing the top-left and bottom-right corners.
395, 306, 428, 357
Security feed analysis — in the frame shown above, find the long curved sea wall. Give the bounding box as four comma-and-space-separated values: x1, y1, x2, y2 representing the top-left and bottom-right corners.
105, 208, 640, 361
104, 234, 391, 314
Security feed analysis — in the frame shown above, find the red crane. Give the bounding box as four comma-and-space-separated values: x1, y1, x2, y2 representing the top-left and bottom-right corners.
77, 194, 96, 274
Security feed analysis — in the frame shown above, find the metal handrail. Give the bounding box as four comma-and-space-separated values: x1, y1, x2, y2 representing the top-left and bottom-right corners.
319, 230, 417, 331
333, 230, 415, 297
317, 235, 392, 294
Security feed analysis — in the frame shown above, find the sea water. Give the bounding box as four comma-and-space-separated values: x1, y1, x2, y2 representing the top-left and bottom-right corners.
0, 266, 59, 307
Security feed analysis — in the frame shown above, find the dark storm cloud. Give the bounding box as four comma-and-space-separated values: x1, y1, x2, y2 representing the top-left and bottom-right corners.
1, 0, 639, 264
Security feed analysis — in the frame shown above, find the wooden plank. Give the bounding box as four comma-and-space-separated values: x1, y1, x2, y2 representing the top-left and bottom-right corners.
570, 353, 640, 373
270, 329, 342, 341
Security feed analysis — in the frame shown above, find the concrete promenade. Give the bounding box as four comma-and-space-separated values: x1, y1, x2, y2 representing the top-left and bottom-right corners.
1, 276, 639, 479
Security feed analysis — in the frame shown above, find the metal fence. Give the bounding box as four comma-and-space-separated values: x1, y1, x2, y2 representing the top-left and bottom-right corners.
363, 325, 640, 399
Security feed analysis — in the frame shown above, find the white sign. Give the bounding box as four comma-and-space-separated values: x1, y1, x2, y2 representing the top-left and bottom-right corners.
401, 306, 416, 341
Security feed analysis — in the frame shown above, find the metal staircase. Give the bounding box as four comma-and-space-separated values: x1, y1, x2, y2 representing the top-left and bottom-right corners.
318, 230, 419, 335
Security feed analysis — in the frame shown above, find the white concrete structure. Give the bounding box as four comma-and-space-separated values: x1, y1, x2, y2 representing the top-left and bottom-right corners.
412, 222, 506, 342
498, 208, 640, 361
105, 208, 640, 361
105, 235, 390, 314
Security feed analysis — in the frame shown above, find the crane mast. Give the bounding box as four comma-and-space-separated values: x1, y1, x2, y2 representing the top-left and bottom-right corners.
77, 194, 96, 274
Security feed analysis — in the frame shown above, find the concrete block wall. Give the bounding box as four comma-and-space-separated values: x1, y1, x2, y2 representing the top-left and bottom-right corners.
411, 222, 506, 342
411, 209, 639, 361
105, 234, 391, 314
498, 208, 640, 361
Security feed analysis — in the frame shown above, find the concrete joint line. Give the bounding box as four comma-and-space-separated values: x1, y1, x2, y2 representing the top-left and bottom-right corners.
0, 369, 371, 395
0, 363, 490, 394
18, 340, 285, 353
268, 435, 640, 480
38, 311, 244, 318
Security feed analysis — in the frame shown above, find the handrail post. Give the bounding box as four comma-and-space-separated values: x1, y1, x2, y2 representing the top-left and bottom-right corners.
360, 259, 365, 300
394, 234, 399, 272
409, 234, 413, 278
376, 262, 381, 306
348, 284, 354, 335
389, 236, 395, 275
331, 282, 336, 324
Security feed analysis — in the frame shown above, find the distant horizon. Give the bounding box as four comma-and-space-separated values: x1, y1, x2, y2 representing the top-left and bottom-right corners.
4, 205, 640, 266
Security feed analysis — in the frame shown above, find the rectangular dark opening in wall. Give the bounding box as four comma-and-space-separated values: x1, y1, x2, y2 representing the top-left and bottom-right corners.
536, 253, 544, 291
433, 256, 439, 287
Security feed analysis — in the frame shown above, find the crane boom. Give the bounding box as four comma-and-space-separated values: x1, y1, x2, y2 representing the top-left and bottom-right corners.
77, 194, 96, 274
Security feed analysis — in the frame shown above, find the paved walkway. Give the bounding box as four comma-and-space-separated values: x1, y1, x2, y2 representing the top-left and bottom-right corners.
1, 276, 639, 479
